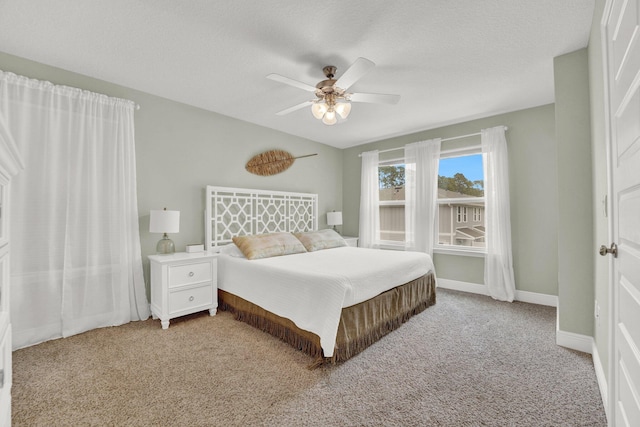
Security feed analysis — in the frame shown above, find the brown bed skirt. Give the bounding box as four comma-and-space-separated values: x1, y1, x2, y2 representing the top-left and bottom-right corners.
218, 272, 436, 367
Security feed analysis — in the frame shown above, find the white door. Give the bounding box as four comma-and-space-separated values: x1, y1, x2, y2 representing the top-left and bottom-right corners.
603, 0, 640, 425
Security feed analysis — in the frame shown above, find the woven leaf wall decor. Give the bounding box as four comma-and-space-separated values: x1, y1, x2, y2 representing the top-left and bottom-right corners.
245, 150, 317, 176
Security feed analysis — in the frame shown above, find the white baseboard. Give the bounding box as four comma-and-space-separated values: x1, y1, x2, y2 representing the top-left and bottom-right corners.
591, 341, 608, 419
514, 289, 558, 307
437, 278, 487, 295
555, 326, 593, 354
437, 279, 558, 307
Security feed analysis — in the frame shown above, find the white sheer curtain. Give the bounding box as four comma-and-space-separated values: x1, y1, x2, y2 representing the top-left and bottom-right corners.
359, 150, 380, 248
482, 126, 516, 301
404, 138, 441, 256
0, 71, 150, 349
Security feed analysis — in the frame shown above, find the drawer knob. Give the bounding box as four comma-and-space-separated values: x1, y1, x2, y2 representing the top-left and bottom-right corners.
189, 296, 194, 302
188, 272, 194, 277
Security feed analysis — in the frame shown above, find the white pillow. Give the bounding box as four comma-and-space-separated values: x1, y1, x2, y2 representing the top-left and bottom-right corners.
218, 243, 246, 258
293, 229, 347, 252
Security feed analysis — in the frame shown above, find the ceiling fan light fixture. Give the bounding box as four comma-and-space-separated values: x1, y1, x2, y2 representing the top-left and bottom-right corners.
322, 109, 337, 125
271, 58, 399, 125
335, 102, 351, 119
311, 102, 328, 119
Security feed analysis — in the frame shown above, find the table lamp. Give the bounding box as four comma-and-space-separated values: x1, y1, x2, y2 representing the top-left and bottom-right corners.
327, 211, 343, 233
149, 208, 180, 254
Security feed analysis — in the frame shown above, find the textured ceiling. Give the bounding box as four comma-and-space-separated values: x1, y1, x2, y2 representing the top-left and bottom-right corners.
0, 0, 595, 149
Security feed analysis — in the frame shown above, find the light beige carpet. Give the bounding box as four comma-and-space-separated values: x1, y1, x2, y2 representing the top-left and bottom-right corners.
12, 289, 607, 426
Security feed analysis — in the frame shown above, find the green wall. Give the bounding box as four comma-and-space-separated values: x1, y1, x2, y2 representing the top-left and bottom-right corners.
588, 0, 609, 379
554, 48, 594, 337
342, 105, 559, 296
0, 51, 344, 294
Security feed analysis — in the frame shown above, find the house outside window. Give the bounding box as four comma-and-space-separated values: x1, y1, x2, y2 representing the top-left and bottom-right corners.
377, 150, 485, 252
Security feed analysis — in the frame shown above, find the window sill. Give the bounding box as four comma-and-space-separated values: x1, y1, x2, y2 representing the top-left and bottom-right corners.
374, 241, 486, 257
433, 246, 486, 258
376, 241, 406, 251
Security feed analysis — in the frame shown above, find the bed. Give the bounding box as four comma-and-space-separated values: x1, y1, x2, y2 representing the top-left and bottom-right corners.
205, 186, 436, 365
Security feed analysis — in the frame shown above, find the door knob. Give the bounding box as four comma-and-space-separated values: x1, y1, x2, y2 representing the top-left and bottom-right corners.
599, 243, 618, 258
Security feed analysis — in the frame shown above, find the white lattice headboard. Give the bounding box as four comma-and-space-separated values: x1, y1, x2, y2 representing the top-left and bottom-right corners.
205, 186, 318, 251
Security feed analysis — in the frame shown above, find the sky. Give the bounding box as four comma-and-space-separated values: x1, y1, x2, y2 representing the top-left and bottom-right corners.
438, 154, 483, 181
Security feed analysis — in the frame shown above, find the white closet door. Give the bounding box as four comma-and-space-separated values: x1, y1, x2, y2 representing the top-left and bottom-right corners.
603, 0, 640, 425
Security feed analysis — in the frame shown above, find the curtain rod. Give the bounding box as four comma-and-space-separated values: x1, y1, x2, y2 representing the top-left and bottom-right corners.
358, 126, 508, 157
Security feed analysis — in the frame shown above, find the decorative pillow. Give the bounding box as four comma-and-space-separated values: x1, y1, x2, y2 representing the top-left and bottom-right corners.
218, 243, 246, 258
293, 229, 347, 252
232, 232, 307, 260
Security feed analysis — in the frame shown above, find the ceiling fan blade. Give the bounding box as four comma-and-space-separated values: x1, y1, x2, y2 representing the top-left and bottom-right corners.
349, 92, 401, 105
267, 74, 317, 92
335, 57, 375, 90
276, 100, 314, 116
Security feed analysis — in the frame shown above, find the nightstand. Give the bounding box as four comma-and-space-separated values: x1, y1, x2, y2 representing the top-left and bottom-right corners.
342, 236, 359, 247
149, 252, 218, 329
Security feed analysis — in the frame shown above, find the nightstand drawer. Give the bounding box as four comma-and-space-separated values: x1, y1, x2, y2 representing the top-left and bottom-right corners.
169, 283, 213, 314
149, 252, 218, 329
168, 262, 211, 287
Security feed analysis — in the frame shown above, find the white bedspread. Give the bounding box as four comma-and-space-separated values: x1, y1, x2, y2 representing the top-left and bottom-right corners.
217, 246, 434, 357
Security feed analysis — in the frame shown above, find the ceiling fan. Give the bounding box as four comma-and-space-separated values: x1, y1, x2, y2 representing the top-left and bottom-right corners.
267, 57, 400, 125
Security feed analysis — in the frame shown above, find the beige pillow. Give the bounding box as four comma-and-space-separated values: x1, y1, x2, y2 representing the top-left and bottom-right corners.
293, 229, 347, 252
232, 232, 307, 260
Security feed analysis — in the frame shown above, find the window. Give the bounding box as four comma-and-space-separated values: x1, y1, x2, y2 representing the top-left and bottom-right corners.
456, 206, 468, 223
377, 149, 486, 253
473, 207, 482, 222
437, 153, 485, 250
378, 163, 405, 242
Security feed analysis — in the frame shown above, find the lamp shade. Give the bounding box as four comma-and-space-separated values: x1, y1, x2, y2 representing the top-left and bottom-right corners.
311, 102, 328, 119
149, 209, 180, 233
335, 102, 351, 119
327, 211, 343, 226
322, 109, 337, 125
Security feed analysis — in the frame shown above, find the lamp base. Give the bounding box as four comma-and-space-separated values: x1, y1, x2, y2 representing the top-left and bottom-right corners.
156, 234, 175, 254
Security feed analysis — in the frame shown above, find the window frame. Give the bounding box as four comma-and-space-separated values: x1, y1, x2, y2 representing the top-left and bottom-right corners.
377, 159, 407, 248
435, 145, 486, 256
375, 145, 487, 256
